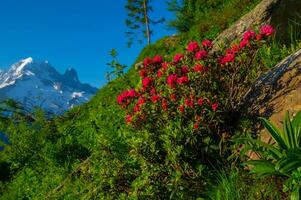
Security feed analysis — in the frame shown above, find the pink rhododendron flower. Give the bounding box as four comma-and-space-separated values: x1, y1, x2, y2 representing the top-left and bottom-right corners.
174, 53, 184, 62
153, 55, 163, 63
177, 76, 189, 84
186, 41, 200, 52
179, 105, 185, 113
117, 95, 124, 105
193, 64, 204, 72
193, 123, 199, 129
117, 89, 136, 105
157, 69, 163, 78
162, 62, 169, 70
212, 103, 218, 111
128, 89, 136, 97
239, 39, 249, 48
256, 34, 262, 41
219, 53, 235, 65
167, 74, 178, 88
162, 99, 168, 111
202, 39, 213, 48
151, 95, 160, 103
150, 88, 156, 95
260, 25, 275, 36
226, 44, 240, 54
197, 98, 204, 106
126, 115, 132, 124
133, 104, 140, 112
180, 65, 189, 74
170, 93, 176, 101
142, 77, 153, 88
137, 96, 146, 106
185, 98, 194, 108
243, 30, 256, 40
139, 69, 147, 78
195, 50, 208, 60
143, 57, 153, 67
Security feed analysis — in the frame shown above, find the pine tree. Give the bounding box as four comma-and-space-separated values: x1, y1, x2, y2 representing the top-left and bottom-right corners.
125, 0, 164, 47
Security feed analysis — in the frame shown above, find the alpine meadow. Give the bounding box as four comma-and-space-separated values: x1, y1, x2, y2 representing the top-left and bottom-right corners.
1, 0, 301, 199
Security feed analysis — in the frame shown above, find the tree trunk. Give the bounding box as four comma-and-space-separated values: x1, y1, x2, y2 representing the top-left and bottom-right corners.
143, 0, 151, 45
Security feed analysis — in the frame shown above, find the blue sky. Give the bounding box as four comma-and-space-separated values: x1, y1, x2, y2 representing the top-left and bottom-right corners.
0, 0, 175, 87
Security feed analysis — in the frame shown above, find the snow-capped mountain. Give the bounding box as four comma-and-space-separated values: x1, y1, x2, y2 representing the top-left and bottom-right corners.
0, 57, 98, 115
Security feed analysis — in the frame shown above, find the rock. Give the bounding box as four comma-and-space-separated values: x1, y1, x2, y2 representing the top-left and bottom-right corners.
242, 48, 301, 143
134, 61, 143, 70
211, 0, 301, 52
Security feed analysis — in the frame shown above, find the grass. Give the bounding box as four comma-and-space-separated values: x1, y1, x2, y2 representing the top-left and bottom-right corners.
207, 168, 287, 200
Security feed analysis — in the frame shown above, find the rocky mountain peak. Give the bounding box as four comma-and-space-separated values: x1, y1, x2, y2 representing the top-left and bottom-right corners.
63, 67, 79, 82
0, 57, 98, 115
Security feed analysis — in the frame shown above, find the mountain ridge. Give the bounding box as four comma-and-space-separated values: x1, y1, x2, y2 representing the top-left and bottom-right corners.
0, 57, 98, 114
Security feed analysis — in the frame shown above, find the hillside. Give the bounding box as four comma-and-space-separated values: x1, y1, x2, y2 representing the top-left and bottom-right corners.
1, 0, 301, 199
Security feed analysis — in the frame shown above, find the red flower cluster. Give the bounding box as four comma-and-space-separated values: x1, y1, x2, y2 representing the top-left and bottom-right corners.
212, 103, 218, 111
186, 41, 200, 52
117, 89, 136, 106
167, 74, 178, 88
117, 26, 274, 131
260, 25, 275, 37
202, 40, 213, 48
151, 95, 160, 103
139, 69, 147, 78
177, 76, 189, 84
243, 30, 256, 41
126, 115, 132, 124
174, 53, 184, 63
181, 66, 189, 74
193, 64, 206, 72
195, 50, 208, 60
219, 25, 275, 65
153, 55, 163, 63
143, 57, 153, 67
219, 53, 235, 65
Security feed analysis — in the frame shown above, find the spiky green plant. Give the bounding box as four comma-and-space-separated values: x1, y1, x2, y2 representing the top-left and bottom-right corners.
243, 111, 301, 200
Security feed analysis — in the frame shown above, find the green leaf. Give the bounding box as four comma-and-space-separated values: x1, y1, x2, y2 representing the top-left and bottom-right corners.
284, 111, 297, 148
243, 160, 278, 177
292, 111, 301, 146
235, 138, 282, 160
260, 117, 288, 150
290, 187, 300, 200
276, 158, 301, 174
287, 148, 301, 158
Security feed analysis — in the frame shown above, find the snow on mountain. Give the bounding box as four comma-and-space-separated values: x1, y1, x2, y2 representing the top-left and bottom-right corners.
0, 57, 98, 115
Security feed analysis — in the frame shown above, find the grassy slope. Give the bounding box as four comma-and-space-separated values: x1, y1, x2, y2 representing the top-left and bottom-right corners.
3, 0, 299, 198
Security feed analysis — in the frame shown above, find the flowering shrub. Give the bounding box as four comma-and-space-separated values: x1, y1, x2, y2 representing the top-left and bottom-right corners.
117, 25, 274, 137
114, 26, 273, 197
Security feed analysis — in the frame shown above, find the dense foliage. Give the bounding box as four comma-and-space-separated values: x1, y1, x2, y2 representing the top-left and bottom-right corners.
167, 0, 261, 39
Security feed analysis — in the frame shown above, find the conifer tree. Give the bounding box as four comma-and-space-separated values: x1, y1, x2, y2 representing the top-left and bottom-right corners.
125, 0, 164, 47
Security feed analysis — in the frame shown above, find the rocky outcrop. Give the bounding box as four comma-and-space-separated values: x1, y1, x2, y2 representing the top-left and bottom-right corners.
212, 0, 301, 52
242, 48, 301, 142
